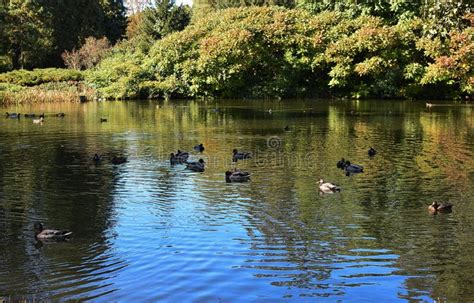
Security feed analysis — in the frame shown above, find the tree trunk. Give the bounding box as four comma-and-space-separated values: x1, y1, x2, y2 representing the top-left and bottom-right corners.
11, 44, 21, 69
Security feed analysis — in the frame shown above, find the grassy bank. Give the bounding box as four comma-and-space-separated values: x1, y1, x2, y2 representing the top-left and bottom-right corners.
0, 68, 95, 104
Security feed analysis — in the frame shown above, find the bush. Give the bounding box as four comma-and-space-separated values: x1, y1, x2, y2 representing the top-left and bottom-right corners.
0, 68, 84, 86
62, 37, 111, 70
88, 6, 472, 99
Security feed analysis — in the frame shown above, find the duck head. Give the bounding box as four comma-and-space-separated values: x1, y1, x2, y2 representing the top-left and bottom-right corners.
198, 159, 205, 164
345, 160, 351, 166
34, 222, 44, 232
319, 179, 324, 185
233, 149, 238, 154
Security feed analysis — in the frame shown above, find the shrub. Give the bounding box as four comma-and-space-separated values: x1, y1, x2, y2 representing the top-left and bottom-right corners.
0, 68, 84, 86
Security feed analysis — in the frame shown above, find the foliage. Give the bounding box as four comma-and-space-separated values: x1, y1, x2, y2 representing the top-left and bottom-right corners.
62, 37, 111, 70
0, 68, 84, 86
87, 6, 472, 100
126, 1, 191, 52
0, 0, 54, 69
86, 46, 144, 99
418, 26, 473, 95
0, 0, 126, 69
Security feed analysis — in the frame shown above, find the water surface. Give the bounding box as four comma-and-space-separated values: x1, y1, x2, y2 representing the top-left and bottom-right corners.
0, 100, 473, 302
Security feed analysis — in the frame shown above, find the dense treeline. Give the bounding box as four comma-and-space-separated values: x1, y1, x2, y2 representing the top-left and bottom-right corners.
0, 0, 472, 102
88, 5, 473, 99
0, 0, 126, 71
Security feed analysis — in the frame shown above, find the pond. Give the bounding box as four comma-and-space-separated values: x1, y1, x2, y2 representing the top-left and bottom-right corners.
0, 100, 473, 302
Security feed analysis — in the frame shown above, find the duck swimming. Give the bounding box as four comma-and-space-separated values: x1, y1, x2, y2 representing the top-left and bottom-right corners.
93, 153, 101, 165
428, 201, 453, 214
34, 222, 72, 240
33, 117, 44, 124
176, 150, 189, 162
6, 112, 20, 119
186, 159, 205, 172
111, 156, 127, 165
169, 152, 187, 165
232, 149, 252, 162
100, 118, 107, 123
344, 160, 363, 175
225, 170, 250, 183
194, 143, 205, 152
368, 147, 377, 157
319, 179, 341, 193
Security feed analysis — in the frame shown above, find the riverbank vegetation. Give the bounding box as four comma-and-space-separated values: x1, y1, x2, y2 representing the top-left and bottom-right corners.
0, 0, 472, 103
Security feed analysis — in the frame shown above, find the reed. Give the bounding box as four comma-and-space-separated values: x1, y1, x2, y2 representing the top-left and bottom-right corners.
0, 84, 95, 105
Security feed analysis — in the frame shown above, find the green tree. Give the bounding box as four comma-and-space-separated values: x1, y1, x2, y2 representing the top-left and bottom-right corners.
42, 0, 126, 67
126, 0, 191, 51
0, 0, 53, 69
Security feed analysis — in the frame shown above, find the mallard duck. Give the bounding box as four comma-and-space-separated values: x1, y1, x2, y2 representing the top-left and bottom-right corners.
176, 150, 189, 162
33, 117, 44, 124
368, 147, 377, 157
337, 158, 346, 169
186, 159, 205, 172
232, 149, 252, 162
93, 153, 101, 165
6, 112, 20, 119
428, 201, 453, 214
194, 143, 205, 152
100, 118, 107, 123
225, 170, 250, 183
344, 160, 363, 175
319, 179, 341, 193
34, 222, 72, 240
111, 156, 127, 165
170, 152, 187, 165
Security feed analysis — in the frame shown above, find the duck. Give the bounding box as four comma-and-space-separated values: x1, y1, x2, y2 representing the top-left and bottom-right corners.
336, 158, 346, 169
111, 156, 127, 165
344, 160, 363, 175
428, 201, 453, 214
232, 149, 252, 162
225, 170, 250, 183
24, 113, 36, 118
6, 112, 20, 119
186, 159, 205, 172
169, 152, 187, 165
194, 143, 205, 152
176, 150, 190, 162
368, 147, 377, 157
318, 179, 341, 193
100, 118, 107, 123
56, 113, 66, 117
34, 222, 72, 240
93, 153, 101, 165
33, 117, 44, 124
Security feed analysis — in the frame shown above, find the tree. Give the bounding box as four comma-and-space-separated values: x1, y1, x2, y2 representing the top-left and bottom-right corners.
0, 0, 53, 69
126, 0, 191, 51
42, 0, 126, 67
62, 37, 111, 70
